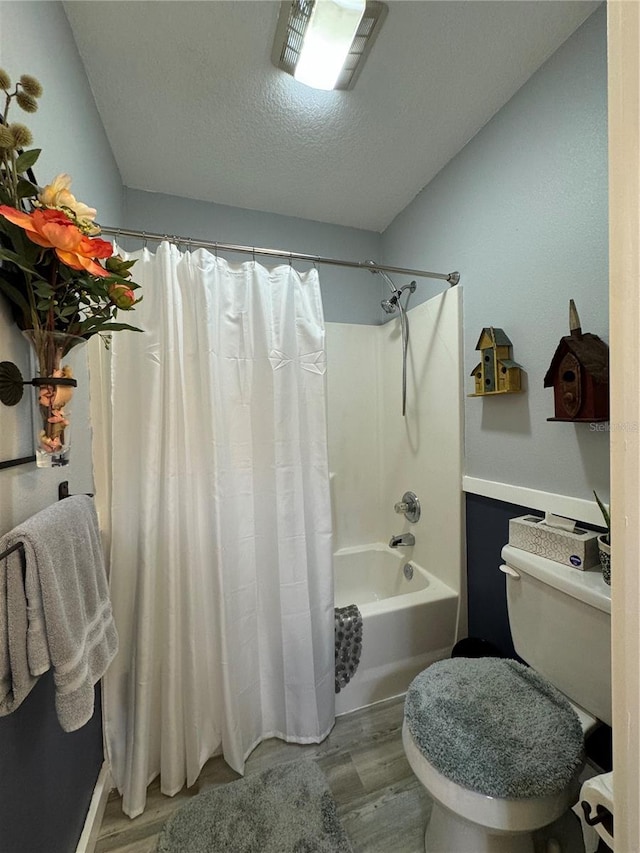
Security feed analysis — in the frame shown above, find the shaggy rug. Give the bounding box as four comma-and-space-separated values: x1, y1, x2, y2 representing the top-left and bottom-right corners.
156, 759, 354, 853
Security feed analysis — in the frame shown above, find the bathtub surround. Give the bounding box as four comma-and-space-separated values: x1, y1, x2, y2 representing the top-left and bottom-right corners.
327, 289, 463, 713
94, 245, 334, 817
326, 288, 463, 591
157, 759, 353, 853
379, 289, 464, 598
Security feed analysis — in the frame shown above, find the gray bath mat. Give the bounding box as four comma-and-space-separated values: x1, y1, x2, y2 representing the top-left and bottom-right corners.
156, 759, 354, 853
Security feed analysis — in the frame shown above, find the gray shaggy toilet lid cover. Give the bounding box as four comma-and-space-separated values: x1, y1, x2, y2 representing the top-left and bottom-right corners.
404, 658, 585, 799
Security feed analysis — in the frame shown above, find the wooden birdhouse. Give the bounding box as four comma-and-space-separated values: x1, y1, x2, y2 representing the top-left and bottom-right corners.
469, 327, 523, 396
544, 300, 609, 422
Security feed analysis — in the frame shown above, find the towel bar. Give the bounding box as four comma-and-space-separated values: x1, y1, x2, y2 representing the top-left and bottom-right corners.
0, 541, 24, 563
0, 482, 92, 563
58, 481, 93, 501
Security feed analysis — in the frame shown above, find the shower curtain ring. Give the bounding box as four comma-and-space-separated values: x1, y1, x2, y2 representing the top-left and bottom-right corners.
215, 242, 218, 259
289, 253, 293, 268
142, 231, 148, 249
252, 247, 256, 264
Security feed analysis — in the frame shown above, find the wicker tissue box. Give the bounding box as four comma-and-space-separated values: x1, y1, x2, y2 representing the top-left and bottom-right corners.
508, 514, 600, 570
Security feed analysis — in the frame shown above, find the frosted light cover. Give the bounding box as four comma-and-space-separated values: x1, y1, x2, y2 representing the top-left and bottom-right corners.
294, 0, 366, 90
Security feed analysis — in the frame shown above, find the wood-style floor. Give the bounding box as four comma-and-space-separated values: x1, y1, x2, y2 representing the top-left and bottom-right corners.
95, 696, 432, 853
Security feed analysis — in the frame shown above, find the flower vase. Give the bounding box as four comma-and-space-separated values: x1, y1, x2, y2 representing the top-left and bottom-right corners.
597, 534, 611, 586
22, 330, 86, 468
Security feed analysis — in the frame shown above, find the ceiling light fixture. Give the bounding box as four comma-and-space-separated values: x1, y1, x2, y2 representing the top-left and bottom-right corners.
272, 0, 388, 91
294, 0, 365, 90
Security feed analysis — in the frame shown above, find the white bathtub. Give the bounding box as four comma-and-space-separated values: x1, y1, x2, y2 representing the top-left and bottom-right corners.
334, 543, 459, 715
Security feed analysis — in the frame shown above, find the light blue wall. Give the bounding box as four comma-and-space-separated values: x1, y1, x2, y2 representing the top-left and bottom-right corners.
123, 188, 383, 324
381, 6, 608, 502
0, 0, 124, 530
0, 4, 122, 226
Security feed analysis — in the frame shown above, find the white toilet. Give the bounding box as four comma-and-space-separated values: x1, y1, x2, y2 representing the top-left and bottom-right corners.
403, 543, 612, 853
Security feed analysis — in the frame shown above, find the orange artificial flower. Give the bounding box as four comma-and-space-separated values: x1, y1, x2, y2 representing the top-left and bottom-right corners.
0, 205, 112, 277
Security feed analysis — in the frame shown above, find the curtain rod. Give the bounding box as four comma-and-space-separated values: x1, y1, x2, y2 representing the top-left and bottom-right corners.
100, 226, 460, 286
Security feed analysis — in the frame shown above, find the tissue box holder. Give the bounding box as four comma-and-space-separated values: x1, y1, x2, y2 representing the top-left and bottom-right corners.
509, 515, 600, 570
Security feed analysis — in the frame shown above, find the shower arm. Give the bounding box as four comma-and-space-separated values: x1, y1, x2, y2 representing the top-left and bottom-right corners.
377, 269, 400, 296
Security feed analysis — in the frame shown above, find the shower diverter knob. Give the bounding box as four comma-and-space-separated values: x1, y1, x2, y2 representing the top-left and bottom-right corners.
394, 491, 421, 523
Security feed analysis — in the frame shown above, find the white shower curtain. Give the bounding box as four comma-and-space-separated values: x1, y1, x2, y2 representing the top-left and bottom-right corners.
92, 243, 334, 817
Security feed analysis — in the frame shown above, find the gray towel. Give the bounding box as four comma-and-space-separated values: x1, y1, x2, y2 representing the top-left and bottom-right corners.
0, 495, 118, 731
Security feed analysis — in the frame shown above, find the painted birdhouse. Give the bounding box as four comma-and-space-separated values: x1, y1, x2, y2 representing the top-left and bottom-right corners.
469, 327, 523, 396
544, 300, 609, 422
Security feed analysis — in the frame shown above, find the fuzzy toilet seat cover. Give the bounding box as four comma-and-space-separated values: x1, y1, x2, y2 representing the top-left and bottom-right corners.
404, 657, 585, 799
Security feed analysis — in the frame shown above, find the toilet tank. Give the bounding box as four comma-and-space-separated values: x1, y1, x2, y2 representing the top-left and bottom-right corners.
501, 544, 612, 726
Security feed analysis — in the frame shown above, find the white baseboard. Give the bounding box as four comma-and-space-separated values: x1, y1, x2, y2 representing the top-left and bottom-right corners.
462, 476, 603, 527
76, 761, 113, 853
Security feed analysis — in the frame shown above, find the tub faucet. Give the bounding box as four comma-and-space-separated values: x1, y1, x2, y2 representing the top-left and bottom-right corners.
389, 532, 415, 548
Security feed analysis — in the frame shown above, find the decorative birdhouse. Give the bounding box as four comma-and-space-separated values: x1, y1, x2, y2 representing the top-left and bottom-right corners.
469, 327, 523, 396
544, 301, 609, 422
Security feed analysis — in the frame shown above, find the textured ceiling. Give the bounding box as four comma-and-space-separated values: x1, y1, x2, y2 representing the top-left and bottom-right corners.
64, 0, 599, 232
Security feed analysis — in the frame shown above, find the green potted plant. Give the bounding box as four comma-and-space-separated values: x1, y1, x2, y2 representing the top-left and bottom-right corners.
593, 490, 611, 586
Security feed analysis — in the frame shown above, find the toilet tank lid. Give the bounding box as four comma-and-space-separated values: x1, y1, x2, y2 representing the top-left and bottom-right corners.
501, 544, 611, 615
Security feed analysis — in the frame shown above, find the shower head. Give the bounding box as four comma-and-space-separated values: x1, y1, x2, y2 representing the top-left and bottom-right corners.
380, 281, 417, 314
381, 296, 399, 314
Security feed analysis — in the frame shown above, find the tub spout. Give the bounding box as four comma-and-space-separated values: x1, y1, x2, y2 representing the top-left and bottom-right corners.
389, 533, 415, 548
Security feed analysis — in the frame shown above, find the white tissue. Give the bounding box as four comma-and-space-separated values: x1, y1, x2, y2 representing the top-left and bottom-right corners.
580, 771, 614, 850
543, 511, 576, 532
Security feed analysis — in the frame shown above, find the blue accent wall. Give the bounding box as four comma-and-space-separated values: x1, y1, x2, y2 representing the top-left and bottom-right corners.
465, 493, 535, 658
0, 676, 103, 853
